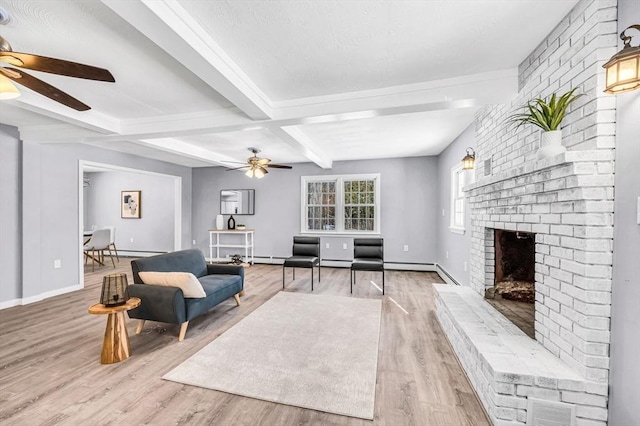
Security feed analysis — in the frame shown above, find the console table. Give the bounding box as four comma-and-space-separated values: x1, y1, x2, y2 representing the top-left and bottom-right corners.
209, 229, 254, 264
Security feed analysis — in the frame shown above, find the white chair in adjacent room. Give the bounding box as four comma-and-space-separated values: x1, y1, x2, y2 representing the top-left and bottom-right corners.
103, 225, 119, 261
84, 228, 115, 272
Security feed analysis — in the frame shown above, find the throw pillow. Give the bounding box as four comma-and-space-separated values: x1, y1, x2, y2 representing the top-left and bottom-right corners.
138, 271, 206, 298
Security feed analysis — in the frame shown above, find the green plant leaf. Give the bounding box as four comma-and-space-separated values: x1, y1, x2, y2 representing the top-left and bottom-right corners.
505, 88, 583, 132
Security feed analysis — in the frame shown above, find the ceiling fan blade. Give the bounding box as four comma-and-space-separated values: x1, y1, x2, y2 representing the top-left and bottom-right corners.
225, 166, 250, 171
265, 164, 293, 169
256, 158, 271, 165
3, 67, 91, 111
1, 51, 115, 82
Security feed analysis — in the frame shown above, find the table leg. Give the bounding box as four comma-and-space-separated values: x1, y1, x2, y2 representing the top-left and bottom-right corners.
100, 311, 131, 364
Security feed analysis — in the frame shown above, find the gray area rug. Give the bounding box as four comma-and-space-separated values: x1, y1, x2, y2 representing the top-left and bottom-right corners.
163, 291, 382, 419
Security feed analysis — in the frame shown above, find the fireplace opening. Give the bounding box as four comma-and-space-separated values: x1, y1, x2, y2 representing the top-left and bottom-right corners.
486, 229, 536, 338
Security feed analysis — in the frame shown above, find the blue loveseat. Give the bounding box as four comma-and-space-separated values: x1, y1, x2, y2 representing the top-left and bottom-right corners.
127, 249, 244, 341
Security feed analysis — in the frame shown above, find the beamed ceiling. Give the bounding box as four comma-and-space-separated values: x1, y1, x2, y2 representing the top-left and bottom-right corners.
0, 0, 579, 169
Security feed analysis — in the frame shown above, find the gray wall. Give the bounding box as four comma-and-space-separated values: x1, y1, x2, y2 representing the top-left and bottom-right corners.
0, 125, 22, 304
192, 156, 438, 264
19, 141, 192, 301
436, 125, 474, 285
85, 170, 176, 253
609, 0, 640, 422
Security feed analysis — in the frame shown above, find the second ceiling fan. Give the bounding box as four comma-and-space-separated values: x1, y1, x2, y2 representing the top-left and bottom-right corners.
226, 148, 292, 178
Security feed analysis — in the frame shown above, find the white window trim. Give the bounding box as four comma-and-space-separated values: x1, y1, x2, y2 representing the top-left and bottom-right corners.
300, 173, 381, 235
449, 164, 466, 234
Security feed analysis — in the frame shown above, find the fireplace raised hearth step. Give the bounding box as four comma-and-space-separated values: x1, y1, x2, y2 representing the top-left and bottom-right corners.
434, 284, 608, 426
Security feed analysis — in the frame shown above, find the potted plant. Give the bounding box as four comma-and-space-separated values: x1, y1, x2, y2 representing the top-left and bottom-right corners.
507, 88, 582, 160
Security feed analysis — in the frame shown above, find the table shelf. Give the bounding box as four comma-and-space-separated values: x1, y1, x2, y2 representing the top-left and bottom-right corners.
209, 229, 254, 264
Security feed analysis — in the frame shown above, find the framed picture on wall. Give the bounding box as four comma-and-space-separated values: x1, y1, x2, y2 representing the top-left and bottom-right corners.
121, 190, 141, 219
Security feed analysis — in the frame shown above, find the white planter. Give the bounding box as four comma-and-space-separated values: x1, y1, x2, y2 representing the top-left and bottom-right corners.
215, 214, 224, 230
537, 130, 566, 160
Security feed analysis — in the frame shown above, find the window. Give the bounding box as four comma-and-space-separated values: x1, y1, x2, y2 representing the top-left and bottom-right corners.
301, 174, 380, 234
450, 165, 468, 234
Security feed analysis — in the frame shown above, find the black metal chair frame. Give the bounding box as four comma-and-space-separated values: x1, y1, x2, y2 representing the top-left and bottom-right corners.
282, 236, 321, 291
350, 238, 385, 295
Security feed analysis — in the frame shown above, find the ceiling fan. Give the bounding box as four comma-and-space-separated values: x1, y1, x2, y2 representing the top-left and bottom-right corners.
0, 35, 115, 111
226, 148, 293, 178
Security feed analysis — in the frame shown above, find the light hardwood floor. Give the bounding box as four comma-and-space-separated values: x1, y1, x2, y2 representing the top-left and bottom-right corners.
0, 259, 490, 425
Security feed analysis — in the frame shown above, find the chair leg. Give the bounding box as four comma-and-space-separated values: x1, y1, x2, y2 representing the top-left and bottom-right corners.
178, 321, 189, 342
382, 270, 385, 295
311, 267, 314, 291
91, 249, 96, 272
112, 243, 120, 262
135, 320, 146, 334
318, 262, 321, 282
350, 268, 353, 293
282, 266, 285, 289
108, 247, 115, 268
293, 267, 295, 280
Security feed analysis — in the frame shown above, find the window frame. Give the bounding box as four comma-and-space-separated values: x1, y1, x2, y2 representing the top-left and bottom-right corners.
300, 173, 381, 235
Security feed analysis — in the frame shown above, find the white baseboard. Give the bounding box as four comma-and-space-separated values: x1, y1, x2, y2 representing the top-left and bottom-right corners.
0, 298, 23, 310
436, 264, 460, 285
117, 250, 167, 258
0, 283, 83, 310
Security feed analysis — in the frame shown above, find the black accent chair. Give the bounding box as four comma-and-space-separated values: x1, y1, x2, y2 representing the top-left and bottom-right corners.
351, 238, 385, 295
283, 236, 321, 291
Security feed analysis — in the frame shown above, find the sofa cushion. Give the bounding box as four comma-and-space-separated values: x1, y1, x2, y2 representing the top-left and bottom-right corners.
131, 249, 208, 283
198, 274, 243, 295
138, 271, 206, 298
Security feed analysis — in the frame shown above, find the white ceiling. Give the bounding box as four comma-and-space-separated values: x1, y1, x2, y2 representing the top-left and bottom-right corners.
0, 0, 579, 169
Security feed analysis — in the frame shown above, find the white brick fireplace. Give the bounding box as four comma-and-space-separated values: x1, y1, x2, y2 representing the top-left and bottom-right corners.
434, 0, 618, 424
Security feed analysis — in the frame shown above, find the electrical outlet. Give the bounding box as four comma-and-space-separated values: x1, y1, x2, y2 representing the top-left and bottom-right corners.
464, 261, 468, 271
192, 239, 196, 245
325, 243, 330, 249
403, 245, 409, 252
54, 259, 61, 269
342, 243, 347, 250
442, 209, 445, 216
130, 237, 134, 243
446, 251, 449, 259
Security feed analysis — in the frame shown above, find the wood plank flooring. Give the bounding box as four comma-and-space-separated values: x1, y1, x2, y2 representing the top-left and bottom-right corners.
0, 259, 490, 425
486, 298, 536, 339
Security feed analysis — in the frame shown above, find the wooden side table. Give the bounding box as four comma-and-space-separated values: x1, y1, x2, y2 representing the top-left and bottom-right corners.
88, 297, 141, 364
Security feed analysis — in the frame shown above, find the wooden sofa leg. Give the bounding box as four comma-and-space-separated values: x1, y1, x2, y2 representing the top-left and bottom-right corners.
233, 293, 241, 306
178, 321, 189, 342
239, 290, 246, 297
135, 320, 146, 334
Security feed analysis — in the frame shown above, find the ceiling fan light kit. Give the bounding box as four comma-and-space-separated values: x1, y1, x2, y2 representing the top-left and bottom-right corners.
0, 73, 19, 99
227, 148, 292, 178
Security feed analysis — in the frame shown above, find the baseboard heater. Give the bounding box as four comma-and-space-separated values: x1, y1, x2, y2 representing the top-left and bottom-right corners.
251, 256, 435, 271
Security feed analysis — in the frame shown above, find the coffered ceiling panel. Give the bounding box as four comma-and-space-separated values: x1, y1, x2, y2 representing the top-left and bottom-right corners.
294, 108, 478, 161
180, 0, 579, 101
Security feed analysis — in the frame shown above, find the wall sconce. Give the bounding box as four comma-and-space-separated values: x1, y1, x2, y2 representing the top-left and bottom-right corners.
462, 147, 476, 170
603, 25, 640, 94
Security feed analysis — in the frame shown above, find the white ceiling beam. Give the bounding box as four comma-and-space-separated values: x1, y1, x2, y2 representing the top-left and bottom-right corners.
101, 0, 272, 120
268, 126, 332, 169
135, 138, 245, 167
8, 94, 121, 135
271, 68, 518, 119
29, 68, 516, 144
